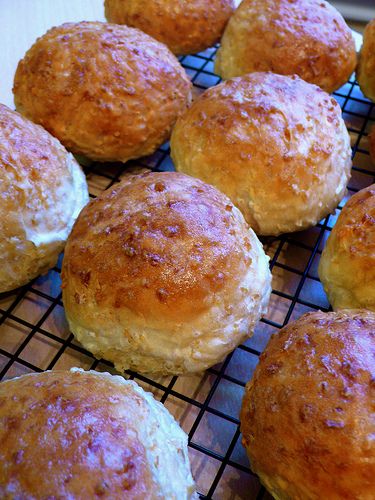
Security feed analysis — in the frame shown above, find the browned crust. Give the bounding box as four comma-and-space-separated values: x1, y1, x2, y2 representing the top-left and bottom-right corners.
240, 310, 375, 500
215, 0, 356, 93
0, 103, 77, 237
0, 103, 88, 292
171, 72, 351, 236
330, 185, 375, 261
0, 371, 156, 499
357, 19, 375, 102
62, 171, 253, 324
319, 184, 375, 311
105, 0, 235, 55
13, 22, 192, 162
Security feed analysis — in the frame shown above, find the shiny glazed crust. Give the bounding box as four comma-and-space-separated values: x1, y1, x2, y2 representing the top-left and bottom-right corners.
61, 172, 271, 374
215, 0, 356, 93
0, 369, 196, 499
171, 72, 352, 236
104, 0, 235, 55
241, 310, 375, 500
357, 19, 375, 102
0, 104, 88, 293
319, 184, 375, 311
13, 22, 192, 162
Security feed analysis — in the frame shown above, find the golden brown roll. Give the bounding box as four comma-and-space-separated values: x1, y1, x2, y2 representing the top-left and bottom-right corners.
241, 310, 375, 500
171, 72, 352, 236
357, 19, 375, 102
0, 104, 88, 293
0, 369, 196, 499
215, 0, 356, 93
61, 171, 272, 375
319, 184, 375, 311
104, 0, 235, 55
13, 22, 192, 162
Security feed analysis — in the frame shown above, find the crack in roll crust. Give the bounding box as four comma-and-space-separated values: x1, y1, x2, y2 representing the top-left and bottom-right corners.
61, 172, 272, 375
319, 184, 375, 311
0, 369, 196, 499
357, 19, 375, 102
240, 310, 375, 500
171, 72, 352, 236
13, 22, 192, 162
0, 104, 88, 293
215, 0, 356, 93
105, 0, 235, 55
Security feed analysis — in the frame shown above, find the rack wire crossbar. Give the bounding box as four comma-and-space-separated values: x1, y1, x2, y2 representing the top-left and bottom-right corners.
0, 43, 374, 499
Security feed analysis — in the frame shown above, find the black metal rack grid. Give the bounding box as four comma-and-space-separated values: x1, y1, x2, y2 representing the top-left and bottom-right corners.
0, 43, 374, 499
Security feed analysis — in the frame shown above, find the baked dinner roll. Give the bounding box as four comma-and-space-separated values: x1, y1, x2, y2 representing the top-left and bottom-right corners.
215, 0, 356, 93
0, 369, 196, 499
105, 0, 235, 55
241, 310, 375, 500
171, 72, 352, 236
61, 172, 272, 375
13, 22, 192, 162
319, 184, 375, 311
357, 19, 375, 102
0, 104, 88, 293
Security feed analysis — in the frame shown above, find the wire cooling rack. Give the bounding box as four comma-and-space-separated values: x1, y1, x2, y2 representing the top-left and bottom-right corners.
1, 43, 374, 499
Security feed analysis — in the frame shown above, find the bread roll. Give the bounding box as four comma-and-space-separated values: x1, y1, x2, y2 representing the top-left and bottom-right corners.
171, 72, 352, 236
105, 0, 235, 55
241, 310, 375, 500
319, 184, 375, 311
13, 22, 192, 162
0, 369, 196, 499
0, 104, 88, 293
215, 0, 356, 93
357, 19, 375, 102
61, 172, 272, 375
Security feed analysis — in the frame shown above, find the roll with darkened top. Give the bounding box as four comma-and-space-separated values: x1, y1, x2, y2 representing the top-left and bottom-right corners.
61, 171, 272, 375
357, 19, 375, 102
105, 0, 235, 55
0, 369, 196, 499
13, 22, 192, 162
215, 0, 356, 94
241, 310, 375, 500
319, 184, 375, 311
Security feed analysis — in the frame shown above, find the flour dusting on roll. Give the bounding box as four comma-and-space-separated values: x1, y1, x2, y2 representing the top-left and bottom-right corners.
0, 104, 88, 293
